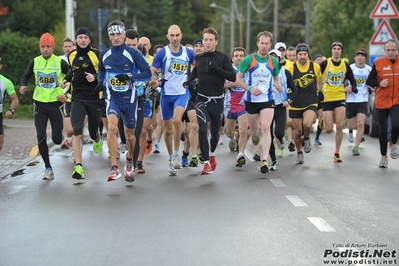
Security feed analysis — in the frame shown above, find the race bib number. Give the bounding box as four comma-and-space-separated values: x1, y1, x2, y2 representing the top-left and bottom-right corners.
326, 71, 344, 86
37, 72, 57, 89
108, 73, 129, 92
354, 75, 366, 87
169, 58, 188, 75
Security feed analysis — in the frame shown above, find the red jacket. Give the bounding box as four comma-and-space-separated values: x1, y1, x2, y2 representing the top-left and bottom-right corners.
374, 56, 399, 109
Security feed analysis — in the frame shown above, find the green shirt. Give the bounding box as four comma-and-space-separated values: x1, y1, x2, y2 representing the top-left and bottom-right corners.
238, 52, 280, 76
0, 74, 15, 113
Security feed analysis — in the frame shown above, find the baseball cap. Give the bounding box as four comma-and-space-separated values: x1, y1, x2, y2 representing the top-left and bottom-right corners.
269, 49, 282, 59
193, 38, 203, 46
275, 42, 286, 50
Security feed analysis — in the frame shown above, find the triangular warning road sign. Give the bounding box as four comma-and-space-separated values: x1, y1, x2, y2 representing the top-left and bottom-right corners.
370, 0, 399, 19
369, 19, 398, 45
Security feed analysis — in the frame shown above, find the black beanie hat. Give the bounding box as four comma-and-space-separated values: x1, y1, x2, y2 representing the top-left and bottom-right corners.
193, 38, 203, 46
76, 26, 91, 38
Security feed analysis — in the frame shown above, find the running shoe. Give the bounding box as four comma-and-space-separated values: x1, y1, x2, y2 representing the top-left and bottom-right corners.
72, 164, 85, 180
218, 139, 224, 145
168, 161, 178, 176
198, 150, 204, 164
348, 132, 354, 143
145, 139, 153, 155
153, 143, 160, 154
361, 137, 365, 143
304, 138, 312, 153
314, 138, 322, 146
352, 146, 360, 156
119, 143, 127, 154
61, 139, 70, 149
390, 143, 399, 159
189, 155, 199, 167
43, 167, 54, 180
252, 134, 260, 146
137, 161, 145, 174
209, 155, 217, 171
201, 161, 212, 175
172, 154, 182, 169
124, 159, 135, 182
93, 138, 103, 154
229, 133, 238, 152
182, 156, 189, 167
269, 160, 279, 171
296, 153, 304, 164
334, 153, 343, 163
260, 160, 268, 174
277, 148, 284, 158
288, 141, 296, 152
379, 156, 388, 168
253, 150, 261, 161
235, 153, 246, 167
107, 166, 121, 182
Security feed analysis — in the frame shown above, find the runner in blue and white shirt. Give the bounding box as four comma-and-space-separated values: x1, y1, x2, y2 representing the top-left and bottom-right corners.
97, 20, 151, 182
150, 24, 195, 176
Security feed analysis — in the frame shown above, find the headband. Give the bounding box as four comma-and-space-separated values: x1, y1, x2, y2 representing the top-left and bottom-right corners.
355, 49, 367, 57
296, 45, 309, 54
331, 42, 343, 50
108, 25, 126, 36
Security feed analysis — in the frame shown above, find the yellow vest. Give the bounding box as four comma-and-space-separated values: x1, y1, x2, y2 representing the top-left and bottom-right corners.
322, 58, 347, 102
33, 54, 65, 103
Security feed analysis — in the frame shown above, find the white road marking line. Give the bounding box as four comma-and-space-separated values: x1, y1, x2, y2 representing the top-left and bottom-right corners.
269, 178, 287, 187
308, 217, 336, 232
285, 195, 308, 207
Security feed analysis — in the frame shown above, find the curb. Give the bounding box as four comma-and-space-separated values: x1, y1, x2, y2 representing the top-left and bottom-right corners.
1, 139, 55, 180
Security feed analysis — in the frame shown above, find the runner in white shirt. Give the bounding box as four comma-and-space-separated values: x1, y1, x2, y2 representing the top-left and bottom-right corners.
346, 48, 372, 156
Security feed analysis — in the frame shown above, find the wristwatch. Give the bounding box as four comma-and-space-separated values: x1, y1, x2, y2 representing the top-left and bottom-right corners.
9, 109, 15, 115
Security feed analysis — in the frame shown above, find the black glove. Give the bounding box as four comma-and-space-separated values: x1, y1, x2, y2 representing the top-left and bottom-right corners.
158, 78, 168, 87
352, 86, 358, 94
183, 81, 190, 88
318, 91, 324, 102
95, 82, 104, 92
150, 88, 159, 98
115, 74, 132, 82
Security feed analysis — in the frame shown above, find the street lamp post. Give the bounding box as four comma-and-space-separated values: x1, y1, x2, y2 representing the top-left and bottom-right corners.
210, 2, 234, 54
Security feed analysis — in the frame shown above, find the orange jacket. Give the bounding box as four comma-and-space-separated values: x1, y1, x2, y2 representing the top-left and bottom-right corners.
374, 56, 399, 109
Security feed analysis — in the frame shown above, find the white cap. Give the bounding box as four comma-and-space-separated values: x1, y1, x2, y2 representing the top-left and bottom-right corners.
275, 42, 286, 50
269, 49, 282, 59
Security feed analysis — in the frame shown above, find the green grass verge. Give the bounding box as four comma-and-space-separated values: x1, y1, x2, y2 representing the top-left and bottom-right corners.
3, 102, 34, 119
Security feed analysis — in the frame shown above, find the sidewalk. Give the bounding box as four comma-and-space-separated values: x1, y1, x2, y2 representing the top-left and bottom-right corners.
0, 119, 40, 179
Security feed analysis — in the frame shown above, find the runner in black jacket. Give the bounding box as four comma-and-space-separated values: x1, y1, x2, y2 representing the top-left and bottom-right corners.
185, 27, 236, 175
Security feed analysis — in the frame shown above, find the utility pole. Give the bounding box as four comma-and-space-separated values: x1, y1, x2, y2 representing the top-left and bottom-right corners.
246, 0, 250, 52
230, 0, 235, 54
305, 0, 311, 45
273, 0, 278, 42
94, 0, 99, 47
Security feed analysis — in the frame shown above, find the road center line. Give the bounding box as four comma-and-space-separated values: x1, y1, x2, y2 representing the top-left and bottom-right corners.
308, 217, 336, 232
285, 195, 308, 206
